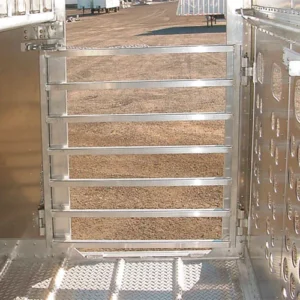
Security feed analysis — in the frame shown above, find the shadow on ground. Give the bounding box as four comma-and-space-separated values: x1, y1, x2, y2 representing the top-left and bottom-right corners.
138, 25, 226, 36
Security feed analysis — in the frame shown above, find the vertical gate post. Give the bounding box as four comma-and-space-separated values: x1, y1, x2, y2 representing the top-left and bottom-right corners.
224, 0, 251, 248
40, 0, 70, 245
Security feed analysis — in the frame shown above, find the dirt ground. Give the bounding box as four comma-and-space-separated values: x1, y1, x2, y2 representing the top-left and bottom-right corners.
66, 2, 227, 244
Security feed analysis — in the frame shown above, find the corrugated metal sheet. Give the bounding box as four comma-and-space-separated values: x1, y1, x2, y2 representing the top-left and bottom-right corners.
177, 0, 226, 16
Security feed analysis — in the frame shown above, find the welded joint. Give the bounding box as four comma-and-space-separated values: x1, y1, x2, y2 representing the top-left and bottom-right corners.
173, 258, 185, 300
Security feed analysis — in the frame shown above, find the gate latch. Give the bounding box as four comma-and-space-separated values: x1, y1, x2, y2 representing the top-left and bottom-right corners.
21, 43, 64, 52
237, 209, 248, 236
283, 48, 300, 76
38, 207, 46, 237
242, 54, 256, 86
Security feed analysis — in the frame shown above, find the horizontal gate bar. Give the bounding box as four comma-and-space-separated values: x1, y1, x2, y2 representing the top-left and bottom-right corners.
46, 44, 235, 57
83, 250, 240, 259
53, 239, 230, 249
47, 112, 232, 123
46, 79, 233, 91
52, 208, 230, 218
48, 145, 231, 155
50, 177, 231, 187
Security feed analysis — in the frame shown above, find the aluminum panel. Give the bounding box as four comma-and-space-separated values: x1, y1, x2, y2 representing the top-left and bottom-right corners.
252, 0, 291, 8
281, 43, 300, 300
248, 30, 290, 299
0, 27, 42, 238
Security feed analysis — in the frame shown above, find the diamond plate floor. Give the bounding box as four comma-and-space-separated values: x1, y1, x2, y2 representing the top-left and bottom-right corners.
0, 258, 245, 300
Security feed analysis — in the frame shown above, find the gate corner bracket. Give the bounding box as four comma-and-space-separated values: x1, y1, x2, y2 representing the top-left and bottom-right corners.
283, 47, 300, 76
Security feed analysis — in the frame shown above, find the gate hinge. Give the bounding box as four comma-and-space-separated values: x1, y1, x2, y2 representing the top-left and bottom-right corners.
242, 54, 256, 86
283, 48, 300, 76
237, 209, 248, 236
38, 207, 46, 237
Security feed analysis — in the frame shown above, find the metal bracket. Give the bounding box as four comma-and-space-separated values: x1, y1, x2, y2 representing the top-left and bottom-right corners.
237, 209, 248, 236
283, 47, 300, 76
242, 54, 256, 86
21, 21, 65, 52
38, 207, 46, 237
23, 22, 64, 41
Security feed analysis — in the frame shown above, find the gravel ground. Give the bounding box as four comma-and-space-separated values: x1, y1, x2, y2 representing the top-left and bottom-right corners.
66, 2, 227, 246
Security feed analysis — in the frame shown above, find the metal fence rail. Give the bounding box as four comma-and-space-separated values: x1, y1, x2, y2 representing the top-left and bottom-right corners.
54, 239, 230, 249
50, 177, 232, 187
47, 79, 233, 91
48, 145, 232, 155
46, 44, 234, 57
52, 208, 231, 218
47, 112, 232, 123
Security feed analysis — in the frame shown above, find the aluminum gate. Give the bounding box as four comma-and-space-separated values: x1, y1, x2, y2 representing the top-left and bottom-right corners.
40, 44, 241, 252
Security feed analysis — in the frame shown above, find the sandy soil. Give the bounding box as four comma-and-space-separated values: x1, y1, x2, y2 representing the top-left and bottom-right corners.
66, 2, 227, 245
